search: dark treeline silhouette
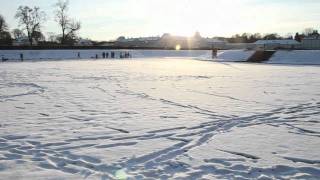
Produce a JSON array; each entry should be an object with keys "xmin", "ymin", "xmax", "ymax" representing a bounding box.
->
[
  {"xmin": 294, "ymin": 28, "xmax": 319, "ymax": 42},
  {"xmin": 228, "ymin": 33, "xmax": 263, "ymax": 43},
  {"xmin": 0, "ymin": 15, "xmax": 12, "ymax": 45},
  {"xmin": 228, "ymin": 33, "xmax": 286, "ymax": 43},
  {"xmin": 227, "ymin": 28, "xmax": 319, "ymax": 44}
]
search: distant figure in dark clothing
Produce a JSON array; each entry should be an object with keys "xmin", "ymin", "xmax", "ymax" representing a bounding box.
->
[
  {"xmin": 96, "ymin": 54, "xmax": 98, "ymax": 59},
  {"xmin": 2, "ymin": 56, "xmax": 7, "ymax": 62},
  {"xmin": 102, "ymin": 52, "xmax": 106, "ymax": 59},
  {"xmin": 106, "ymin": 52, "xmax": 109, "ymax": 58},
  {"xmin": 111, "ymin": 52, "xmax": 115, "ymax": 58},
  {"xmin": 212, "ymin": 48, "xmax": 218, "ymax": 59},
  {"xmin": 78, "ymin": 52, "xmax": 81, "ymax": 59},
  {"xmin": 20, "ymin": 53, "xmax": 24, "ymax": 61}
]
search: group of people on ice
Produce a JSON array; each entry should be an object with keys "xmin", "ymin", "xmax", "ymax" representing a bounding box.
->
[{"xmin": 77, "ymin": 51, "xmax": 132, "ymax": 59}]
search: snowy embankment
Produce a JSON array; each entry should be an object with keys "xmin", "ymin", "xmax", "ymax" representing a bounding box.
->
[
  {"xmin": 268, "ymin": 50, "xmax": 320, "ymax": 65},
  {"xmin": 216, "ymin": 50, "xmax": 255, "ymax": 62},
  {"xmin": 0, "ymin": 59, "xmax": 319, "ymax": 179},
  {"xmin": 216, "ymin": 50, "xmax": 320, "ymax": 65}
]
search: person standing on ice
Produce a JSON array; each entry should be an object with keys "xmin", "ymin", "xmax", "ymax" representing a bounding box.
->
[
  {"xmin": 77, "ymin": 52, "xmax": 81, "ymax": 59},
  {"xmin": 20, "ymin": 53, "xmax": 24, "ymax": 61},
  {"xmin": 106, "ymin": 52, "xmax": 109, "ymax": 59},
  {"xmin": 1, "ymin": 55, "xmax": 6, "ymax": 62},
  {"xmin": 102, "ymin": 52, "xmax": 106, "ymax": 59},
  {"xmin": 212, "ymin": 48, "xmax": 217, "ymax": 59}
]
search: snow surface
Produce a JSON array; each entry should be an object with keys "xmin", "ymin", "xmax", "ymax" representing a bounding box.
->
[
  {"xmin": 216, "ymin": 50, "xmax": 255, "ymax": 62},
  {"xmin": 0, "ymin": 58, "xmax": 320, "ymax": 179},
  {"xmin": 268, "ymin": 50, "xmax": 320, "ymax": 65}
]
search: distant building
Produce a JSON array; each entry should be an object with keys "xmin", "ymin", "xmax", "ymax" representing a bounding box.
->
[
  {"xmin": 101, "ymin": 41, "xmax": 115, "ymax": 46},
  {"xmin": 225, "ymin": 43, "xmax": 255, "ymax": 50},
  {"xmin": 76, "ymin": 39, "xmax": 93, "ymax": 46},
  {"xmin": 113, "ymin": 36, "xmax": 161, "ymax": 48},
  {"xmin": 205, "ymin": 38, "xmax": 227, "ymax": 49},
  {"xmin": 158, "ymin": 32, "xmax": 227, "ymax": 49},
  {"xmin": 12, "ymin": 37, "xmax": 37, "ymax": 46},
  {"xmin": 254, "ymin": 39, "xmax": 301, "ymax": 50},
  {"xmin": 110, "ymin": 33, "xmax": 227, "ymax": 49},
  {"xmin": 117, "ymin": 36, "xmax": 126, "ymax": 42},
  {"xmin": 301, "ymin": 37, "xmax": 320, "ymax": 49}
]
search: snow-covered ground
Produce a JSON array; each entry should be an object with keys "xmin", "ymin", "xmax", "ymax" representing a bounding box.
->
[
  {"xmin": 268, "ymin": 50, "xmax": 320, "ymax": 65},
  {"xmin": 0, "ymin": 58, "xmax": 320, "ymax": 179},
  {"xmin": 216, "ymin": 50, "xmax": 255, "ymax": 62}
]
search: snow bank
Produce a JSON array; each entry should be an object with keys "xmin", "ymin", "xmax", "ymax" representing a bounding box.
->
[
  {"xmin": 268, "ymin": 50, "xmax": 320, "ymax": 65},
  {"xmin": 215, "ymin": 50, "xmax": 320, "ymax": 65},
  {"xmin": 216, "ymin": 50, "xmax": 255, "ymax": 62}
]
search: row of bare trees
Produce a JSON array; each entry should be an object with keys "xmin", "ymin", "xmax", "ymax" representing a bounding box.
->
[
  {"xmin": 227, "ymin": 28, "xmax": 319, "ymax": 44},
  {"xmin": 0, "ymin": 0, "xmax": 81, "ymax": 46}
]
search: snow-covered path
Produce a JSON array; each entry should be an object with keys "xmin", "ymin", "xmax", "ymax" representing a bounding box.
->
[{"xmin": 0, "ymin": 59, "xmax": 319, "ymax": 179}]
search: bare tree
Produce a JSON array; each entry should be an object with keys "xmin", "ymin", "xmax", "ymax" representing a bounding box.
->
[
  {"xmin": 12, "ymin": 28, "xmax": 26, "ymax": 39},
  {"xmin": 47, "ymin": 32, "xmax": 57, "ymax": 42},
  {"xmin": 304, "ymin": 28, "xmax": 314, "ymax": 36},
  {"xmin": 0, "ymin": 14, "xmax": 12, "ymax": 45},
  {"xmin": 54, "ymin": 0, "xmax": 81, "ymax": 45},
  {"xmin": 15, "ymin": 6, "xmax": 46, "ymax": 46},
  {"xmin": 33, "ymin": 31, "xmax": 45, "ymax": 42},
  {"xmin": 0, "ymin": 14, "xmax": 9, "ymax": 33}
]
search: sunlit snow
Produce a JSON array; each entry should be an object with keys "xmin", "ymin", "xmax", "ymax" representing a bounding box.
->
[{"xmin": 0, "ymin": 55, "xmax": 319, "ymax": 179}]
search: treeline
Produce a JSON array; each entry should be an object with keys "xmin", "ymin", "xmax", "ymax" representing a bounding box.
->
[
  {"xmin": 225, "ymin": 28, "xmax": 320, "ymax": 43},
  {"xmin": 0, "ymin": 0, "xmax": 81, "ymax": 46}
]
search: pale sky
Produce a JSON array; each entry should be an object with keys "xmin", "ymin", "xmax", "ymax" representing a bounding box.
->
[{"xmin": 1, "ymin": 0, "xmax": 319, "ymax": 40}]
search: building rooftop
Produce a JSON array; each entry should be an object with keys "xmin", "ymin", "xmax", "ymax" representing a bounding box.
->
[{"xmin": 254, "ymin": 39, "xmax": 300, "ymax": 45}]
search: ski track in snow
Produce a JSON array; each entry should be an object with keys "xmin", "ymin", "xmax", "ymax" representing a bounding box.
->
[{"xmin": 0, "ymin": 59, "xmax": 319, "ymax": 179}]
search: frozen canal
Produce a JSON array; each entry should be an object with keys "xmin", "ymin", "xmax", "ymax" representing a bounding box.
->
[{"xmin": 0, "ymin": 58, "xmax": 320, "ymax": 179}]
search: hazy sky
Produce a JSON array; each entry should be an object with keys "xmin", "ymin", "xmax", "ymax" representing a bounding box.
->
[{"xmin": 1, "ymin": 0, "xmax": 319, "ymax": 40}]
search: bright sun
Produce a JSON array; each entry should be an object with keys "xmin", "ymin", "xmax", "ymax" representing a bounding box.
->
[{"xmin": 175, "ymin": 44, "xmax": 181, "ymax": 51}]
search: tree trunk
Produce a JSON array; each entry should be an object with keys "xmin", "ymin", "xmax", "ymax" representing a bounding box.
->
[
  {"xmin": 62, "ymin": 27, "xmax": 65, "ymax": 44},
  {"xmin": 28, "ymin": 32, "xmax": 33, "ymax": 46}
]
